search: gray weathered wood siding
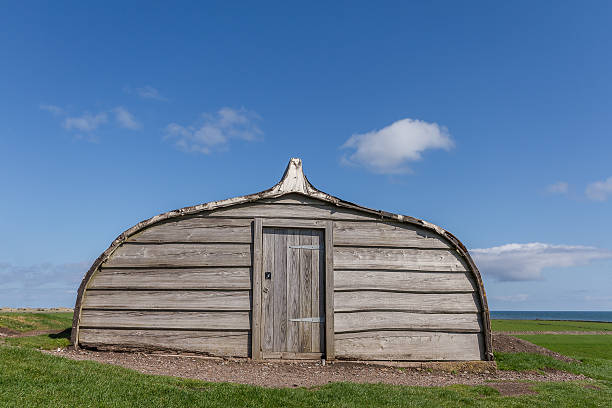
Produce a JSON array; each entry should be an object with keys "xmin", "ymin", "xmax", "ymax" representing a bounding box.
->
[
  {"xmin": 331, "ymin": 217, "xmax": 484, "ymax": 361},
  {"xmin": 77, "ymin": 194, "xmax": 486, "ymax": 360}
]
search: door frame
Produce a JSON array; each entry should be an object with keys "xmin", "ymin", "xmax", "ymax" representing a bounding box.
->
[{"xmin": 251, "ymin": 218, "xmax": 334, "ymax": 360}]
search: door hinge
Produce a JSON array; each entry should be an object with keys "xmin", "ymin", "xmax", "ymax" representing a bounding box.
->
[{"xmin": 288, "ymin": 245, "xmax": 321, "ymax": 250}]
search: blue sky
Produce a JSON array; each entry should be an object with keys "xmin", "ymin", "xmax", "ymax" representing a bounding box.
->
[{"xmin": 1, "ymin": 1, "xmax": 611, "ymax": 310}]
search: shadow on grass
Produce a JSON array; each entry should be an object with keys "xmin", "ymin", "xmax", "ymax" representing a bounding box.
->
[{"xmin": 49, "ymin": 328, "xmax": 71, "ymax": 340}]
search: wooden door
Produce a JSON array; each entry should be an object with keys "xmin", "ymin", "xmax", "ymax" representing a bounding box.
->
[{"xmin": 261, "ymin": 228, "xmax": 325, "ymax": 358}]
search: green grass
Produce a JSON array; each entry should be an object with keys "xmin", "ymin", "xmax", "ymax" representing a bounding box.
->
[
  {"xmin": 0, "ymin": 346, "xmax": 610, "ymax": 408},
  {"xmin": 2, "ymin": 329, "xmax": 71, "ymax": 350},
  {"xmin": 495, "ymin": 351, "xmax": 612, "ymax": 384},
  {"xmin": 2, "ymin": 313, "xmax": 611, "ymax": 406},
  {"xmin": 0, "ymin": 312, "xmax": 73, "ymax": 333},
  {"xmin": 496, "ymin": 333, "xmax": 612, "ymax": 385},
  {"xmin": 516, "ymin": 334, "xmax": 612, "ymax": 360},
  {"xmin": 491, "ymin": 319, "xmax": 612, "ymax": 332}
]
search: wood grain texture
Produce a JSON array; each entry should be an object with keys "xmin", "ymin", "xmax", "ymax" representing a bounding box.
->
[
  {"xmin": 335, "ymin": 331, "xmax": 484, "ymax": 361},
  {"xmin": 204, "ymin": 203, "xmax": 378, "ymax": 221},
  {"xmin": 286, "ymin": 231, "xmax": 300, "ymax": 352},
  {"xmin": 272, "ymin": 229, "xmax": 288, "ymax": 352},
  {"xmin": 334, "ymin": 312, "xmax": 482, "ymax": 333},
  {"xmin": 333, "ymin": 247, "xmax": 467, "ymax": 271},
  {"xmin": 258, "ymin": 194, "xmax": 326, "ymax": 205},
  {"xmin": 261, "ymin": 352, "xmax": 323, "ymax": 359},
  {"xmin": 298, "ymin": 230, "xmax": 313, "ymax": 352},
  {"xmin": 80, "ymin": 310, "xmax": 250, "ymax": 330},
  {"xmin": 82, "ymin": 290, "xmax": 250, "ymax": 310},
  {"xmin": 311, "ymin": 230, "xmax": 323, "ymax": 353},
  {"xmin": 334, "ymin": 291, "xmax": 480, "ymax": 313},
  {"xmin": 90, "ymin": 267, "xmax": 251, "ymax": 290},
  {"xmin": 261, "ymin": 227, "xmax": 275, "ymax": 352},
  {"xmin": 129, "ymin": 218, "xmax": 252, "ymax": 243},
  {"xmin": 334, "ymin": 270, "xmax": 476, "ymax": 292},
  {"xmin": 251, "ymin": 218, "xmax": 263, "ymax": 359},
  {"xmin": 333, "ymin": 221, "xmax": 451, "ymax": 249},
  {"xmin": 261, "ymin": 219, "xmax": 328, "ymax": 228},
  {"xmin": 104, "ymin": 243, "xmax": 252, "ymax": 267},
  {"xmin": 79, "ymin": 329, "xmax": 249, "ymax": 357},
  {"xmin": 325, "ymin": 220, "xmax": 335, "ymax": 360}
]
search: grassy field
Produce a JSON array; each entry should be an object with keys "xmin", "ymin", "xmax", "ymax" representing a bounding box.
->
[
  {"xmin": 491, "ymin": 319, "xmax": 612, "ymax": 332},
  {"xmin": 1, "ymin": 314, "xmax": 611, "ymax": 407},
  {"xmin": 516, "ymin": 334, "xmax": 612, "ymax": 360},
  {"xmin": 0, "ymin": 312, "xmax": 72, "ymax": 350},
  {"xmin": 0, "ymin": 312, "xmax": 73, "ymax": 333}
]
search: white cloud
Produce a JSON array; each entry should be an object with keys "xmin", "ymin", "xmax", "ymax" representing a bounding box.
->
[
  {"xmin": 63, "ymin": 112, "xmax": 108, "ymax": 132},
  {"xmin": 341, "ymin": 118, "xmax": 454, "ymax": 174},
  {"xmin": 586, "ymin": 176, "xmax": 612, "ymax": 201},
  {"xmin": 471, "ymin": 242, "xmax": 612, "ymax": 281},
  {"xmin": 113, "ymin": 106, "xmax": 142, "ymax": 130},
  {"xmin": 546, "ymin": 181, "xmax": 568, "ymax": 194},
  {"xmin": 40, "ymin": 104, "xmax": 64, "ymax": 115},
  {"xmin": 135, "ymin": 85, "xmax": 167, "ymax": 101},
  {"xmin": 492, "ymin": 294, "xmax": 529, "ymax": 302},
  {"xmin": 165, "ymin": 107, "xmax": 262, "ymax": 154}
]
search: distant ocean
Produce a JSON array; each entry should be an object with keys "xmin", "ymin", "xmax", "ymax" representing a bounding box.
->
[{"xmin": 491, "ymin": 311, "xmax": 612, "ymax": 322}]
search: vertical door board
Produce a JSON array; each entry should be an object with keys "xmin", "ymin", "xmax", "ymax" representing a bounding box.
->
[
  {"xmin": 251, "ymin": 219, "xmax": 262, "ymax": 359},
  {"xmin": 325, "ymin": 221, "xmax": 335, "ymax": 360}
]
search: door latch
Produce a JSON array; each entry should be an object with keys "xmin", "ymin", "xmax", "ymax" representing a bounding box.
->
[{"xmin": 264, "ymin": 272, "xmax": 272, "ymax": 280}]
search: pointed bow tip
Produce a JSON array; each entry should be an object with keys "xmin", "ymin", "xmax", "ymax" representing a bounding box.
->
[{"xmin": 273, "ymin": 157, "xmax": 310, "ymax": 194}]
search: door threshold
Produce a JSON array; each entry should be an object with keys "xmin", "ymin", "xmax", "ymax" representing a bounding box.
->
[{"xmin": 261, "ymin": 352, "xmax": 324, "ymax": 360}]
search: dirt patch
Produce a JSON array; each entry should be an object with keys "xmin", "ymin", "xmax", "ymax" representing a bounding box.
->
[
  {"xmin": 46, "ymin": 349, "xmax": 586, "ymax": 388},
  {"xmin": 487, "ymin": 381, "xmax": 538, "ymax": 396},
  {"xmin": 493, "ymin": 333, "xmax": 577, "ymax": 363},
  {"xmin": 0, "ymin": 327, "xmax": 20, "ymax": 337},
  {"xmin": 0, "ymin": 328, "xmax": 68, "ymax": 338}
]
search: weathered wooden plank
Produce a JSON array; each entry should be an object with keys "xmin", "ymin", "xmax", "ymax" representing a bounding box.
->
[
  {"xmin": 82, "ymin": 290, "xmax": 251, "ymax": 310},
  {"xmin": 334, "ymin": 291, "xmax": 480, "ymax": 313},
  {"xmin": 261, "ymin": 227, "xmax": 275, "ymax": 351},
  {"xmin": 299, "ymin": 230, "xmax": 313, "ymax": 352},
  {"xmin": 261, "ymin": 219, "xmax": 328, "ymax": 228},
  {"xmin": 251, "ymin": 218, "xmax": 263, "ymax": 359},
  {"xmin": 261, "ymin": 352, "xmax": 323, "ymax": 359},
  {"xmin": 204, "ymin": 203, "xmax": 378, "ymax": 221},
  {"xmin": 334, "ymin": 312, "xmax": 482, "ymax": 333},
  {"xmin": 286, "ymin": 230, "xmax": 300, "ymax": 352},
  {"xmin": 90, "ymin": 267, "xmax": 251, "ymax": 290},
  {"xmin": 335, "ymin": 331, "xmax": 484, "ymax": 361},
  {"xmin": 333, "ymin": 221, "xmax": 451, "ymax": 249},
  {"xmin": 325, "ymin": 220, "xmax": 334, "ymax": 360},
  {"xmin": 273, "ymin": 228, "xmax": 288, "ymax": 352},
  {"xmin": 104, "ymin": 243, "xmax": 252, "ymax": 267},
  {"xmin": 258, "ymin": 194, "xmax": 326, "ymax": 205},
  {"xmin": 79, "ymin": 329, "xmax": 249, "ymax": 357},
  {"xmin": 311, "ymin": 230, "xmax": 323, "ymax": 353},
  {"xmin": 333, "ymin": 247, "xmax": 467, "ymax": 271},
  {"xmin": 334, "ymin": 270, "xmax": 476, "ymax": 292},
  {"xmin": 129, "ymin": 218, "xmax": 252, "ymax": 243},
  {"xmin": 80, "ymin": 310, "xmax": 250, "ymax": 330}
]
